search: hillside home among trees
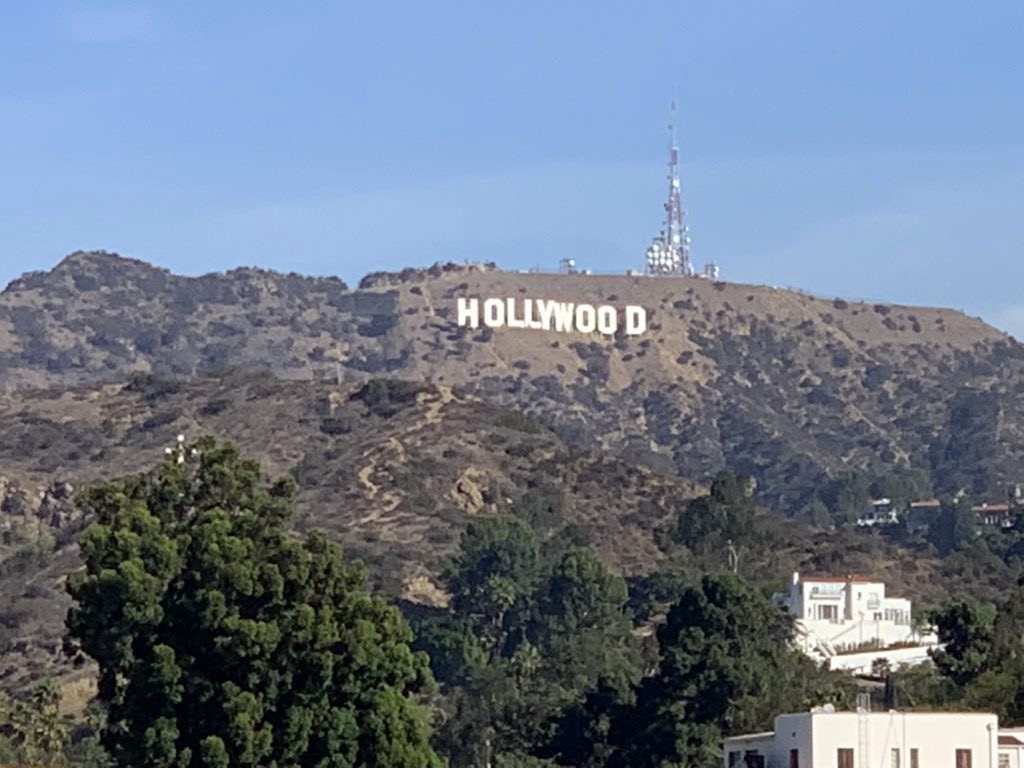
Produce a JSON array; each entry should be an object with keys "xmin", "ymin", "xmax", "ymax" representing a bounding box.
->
[
  {"xmin": 973, "ymin": 502, "xmax": 1014, "ymax": 529},
  {"xmin": 856, "ymin": 496, "xmax": 1021, "ymax": 532},
  {"xmin": 856, "ymin": 498, "xmax": 900, "ymax": 526},
  {"xmin": 775, "ymin": 572, "xmax": 938, "ymax": 673},
  {"xmin": 724, "ymin": 710, "xmax": 1004, "ymax": 768}
]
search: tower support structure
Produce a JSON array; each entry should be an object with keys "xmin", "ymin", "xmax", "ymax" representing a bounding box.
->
[{"xmin": 645, "ymin": 101, "xmax": 694, "ymax": 276}]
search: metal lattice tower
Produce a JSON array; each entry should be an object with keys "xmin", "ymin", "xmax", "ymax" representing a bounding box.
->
[{"xmin": 645, "ymin": 101, "xmax": 693, "ymax": 276}]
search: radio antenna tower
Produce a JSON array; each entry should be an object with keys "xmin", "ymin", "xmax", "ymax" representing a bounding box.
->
[{"xmin": 645, "ymin": 101, "xmax": 693, "ymax": 276}]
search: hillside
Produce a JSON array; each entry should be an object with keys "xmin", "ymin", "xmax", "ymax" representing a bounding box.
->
[
  {"xmin": 2, "ymin": 251, "xmax": 1023, "ymax": 509},
  {"xmin": 0, "ymin": 374, "xmax": 704, "ymax": 692},
  {"xmin": 0, "ymin": 374, "xmax": 1011, "ymax": 700}
]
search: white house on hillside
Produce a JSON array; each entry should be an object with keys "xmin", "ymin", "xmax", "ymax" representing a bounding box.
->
[
  {"xmin": 857, "ymin": 498, "xmax": 899, "ymax": 527},
  {"xmin": 724, "ymin": 709, "xmax": 1002, "ymax": 768},
  {"xmin": 775, "ymin": 572, "xmax": 938, "ymax": 673}
]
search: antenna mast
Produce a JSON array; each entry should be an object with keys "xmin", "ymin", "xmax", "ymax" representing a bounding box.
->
[{"xmin": 645, "ymin": 101, "xmax": 693, "ymax": 276}]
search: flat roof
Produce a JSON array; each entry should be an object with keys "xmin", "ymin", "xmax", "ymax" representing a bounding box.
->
[
  {"xmin": 723, "ymin": 732, "xmax": 775, "ymax": 743},
  {"xmin": 973, "ymin": 504, "xmax": 1010, "ymax": 512}
]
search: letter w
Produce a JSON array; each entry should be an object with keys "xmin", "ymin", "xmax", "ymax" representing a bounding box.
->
[{"xmin": 553, "ymin": 302, "xmax": 575, "ymax": 332}]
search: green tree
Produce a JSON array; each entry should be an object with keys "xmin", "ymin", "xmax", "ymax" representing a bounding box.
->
[
  {"xmin": 445, "ymin": 516, "xmax": 540, "ymax": 659},
  {"xmin": 992, "ymin": 580, "xmax": 1024, "ymax": 663},
  {"xmin": 0, "ymin": 679, "xmax": 69, "ymax": 765},
  {"xmin": 609, "ymin": 574, "xmax": 849, "ymax": 768},
  {"xmin": 431, "ymin": 519, "xmax": 644, "ymax": 767},
  {"xmin": 541, "ymin": 679, "xmax": 633, "ymax": 768},
  {"xmin": 820, "ymin": 471, "xmax": 873, "ymax": 526},
  {"xmin": 961, "ymin": 658, "xmax": 1024, "ymax": 724},
  {"xmin": 927, "ymin": 496, "xmax": 977, "ymax": 555},
  {"xmin": 66, "ymin": 700, "xmax": 113, "ymax": 767},
  {"xmin": 533, "ymin": 548, "xmax": 640, "ymax": 695},
  {"xmin": 66, "ymin": 438, "xmax": 441, "ymax": 768},
  {"xmin": 673, "ymin": 472, "xmax": 758, "ymax": 551},
  {"xmin": 929, "ymin": 600, "xmax": 996, "ymax": 687},
  {"xmin": 412, "ymin": 614, "xmax": 487, "ymax": 687},
  {"xmin": 883, "ymin": 662, "xmax": 959, "ymax": 710}
]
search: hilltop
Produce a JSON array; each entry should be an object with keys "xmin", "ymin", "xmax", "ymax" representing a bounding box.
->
[{"xmin": 2, "ymin": 251, "xmax": 1023, "ymax": 509}]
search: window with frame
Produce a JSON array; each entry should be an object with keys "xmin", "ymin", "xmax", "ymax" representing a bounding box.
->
[
  {"xmin": 838, "ymin": 748, "xmax": 855, "ymax": 768},
  {"xmin": 790, "ymin": 749, "xmax": 799, "ymax": 768},
  {"xmin": 998, "ymin": 754, "xmax": 1009, "ymax": 768},
  {"xmin": 956, "ymin": 749, "xmax": 972, "ymax": 768},
  {"xmin": 910, "ymin": 748, "xmax": 919, "ymax": 768},
  {"xmin": 891, "ymin": 748, "xmax": 900, "ymax": 768}
]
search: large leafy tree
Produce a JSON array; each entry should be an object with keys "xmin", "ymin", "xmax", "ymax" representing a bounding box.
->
[
  {"xmin": 609, "ymin": 574, "xmax": 849, "ymax": 768},
  {"xmin": 444, "ymin": 516, "xmax": 541, "ymax": 660},
  {"xmin": 533, "ymin": 548, "xmax": 640, "ymax": 695},
  {"xmin": 672, "ymin": 472, "xmax": 758, "ymax": 551},
  {"xmin": 66, "ymin": 438, "xmax": 441, "ymax": 768},
  {"xmin": 424, "ymin": 517, "xmax": 643, "ymax": 767},
  {"xmin": 929, "ymin": 600, "xmax": 996, "ymax": 687}
]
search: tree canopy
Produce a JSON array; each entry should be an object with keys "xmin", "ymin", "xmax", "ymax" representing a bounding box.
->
[
  {"xmin": 420, "ymin": 514, "xmax": 643, "ymax": 767},
  {"xmin": 609, "ymin": 574, "xmax": 851, "ymax": 768},
  {"xmin": 66, "ymin": 438, "xmax": 441, "ymax": 768}
]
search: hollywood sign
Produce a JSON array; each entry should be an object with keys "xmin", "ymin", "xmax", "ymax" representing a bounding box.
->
[{"xmin": 457, "ymin": 297, "xmax": 648, "ymax": 337}]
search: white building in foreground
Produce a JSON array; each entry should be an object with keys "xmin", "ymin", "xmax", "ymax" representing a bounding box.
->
[
  {"xmin": 725, "ymin": 710, "xmax": 1001, "ymax": 768},
  {"xmin": 775, "ymin": 572, "xmax": 938, "ymax": 673}
]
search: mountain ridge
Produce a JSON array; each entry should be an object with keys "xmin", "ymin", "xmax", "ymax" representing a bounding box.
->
[{"xmin": 2, "ymin": 251, "xmax": 1023, "ymax": 509}]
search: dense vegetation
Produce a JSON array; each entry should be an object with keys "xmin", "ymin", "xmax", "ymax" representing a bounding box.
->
[
  {"xmin": 0, "ymin": 447, "xmax": 853, "ymax": 767},
  {"xmin": 64, "ymin": 439, "xmax": 441, "ymax": 768},
  {"xmin": 5, "ymin": 439, "xmax": 1024, "ymax": 765}
]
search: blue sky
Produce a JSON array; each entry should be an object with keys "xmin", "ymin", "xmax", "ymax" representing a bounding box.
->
[{"xmin": 2, "ymin": 3, "xmax": 1023, "ymax": 336}]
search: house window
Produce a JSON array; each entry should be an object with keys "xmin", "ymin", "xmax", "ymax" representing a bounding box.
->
[
  {"xmin": 744, "ymin": 751, "xmax": 765, "ymax": 768},
  {"xmin": 998, "ymin": 755, "xmax": 1009, "ymax": 768},
  {"xmin": 819, "ymin": 605, "xmax": 838, "ymax": 621},
  {"xmin": 892, "ymin": 748, "xmax": 900, "ymax": 768},
  {"xmin": 838, "ymin": 748, "xmax": 855, "ymax": 768},
  {"xmin": 791, "ymin": 749, "xmax": 799, "ymax": 768},
  {"xmin": 956, "ymin": 749, "xmax": 972, "ymax": 768},
  {"xmin": 910, "ymin": 749, "xmax": 919, "ymax": 768},
  {"xmin": 728, "ymin": 751, "xmax": 742, "ymax": 768}
]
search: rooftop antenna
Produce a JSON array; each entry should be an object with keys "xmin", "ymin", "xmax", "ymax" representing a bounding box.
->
[{"xmin": 645, "ymin": 100, "xmax": 693, "ymax": 276}]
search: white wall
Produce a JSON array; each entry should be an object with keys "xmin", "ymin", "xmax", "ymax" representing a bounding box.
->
[
  {"xmin": 799, "ymin": 618, "xmax": 919, "ymax": 649},
  {"xmin": 800, "ymin": 712, "xmax": 997, "ymax": 768},
  {"xmin": 726, "ymin": 712, "xmax": 999, "ymax": 768},
  {"xmin": 826, "ymin": 644, "xmax": 941, "ymax": 675}
]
